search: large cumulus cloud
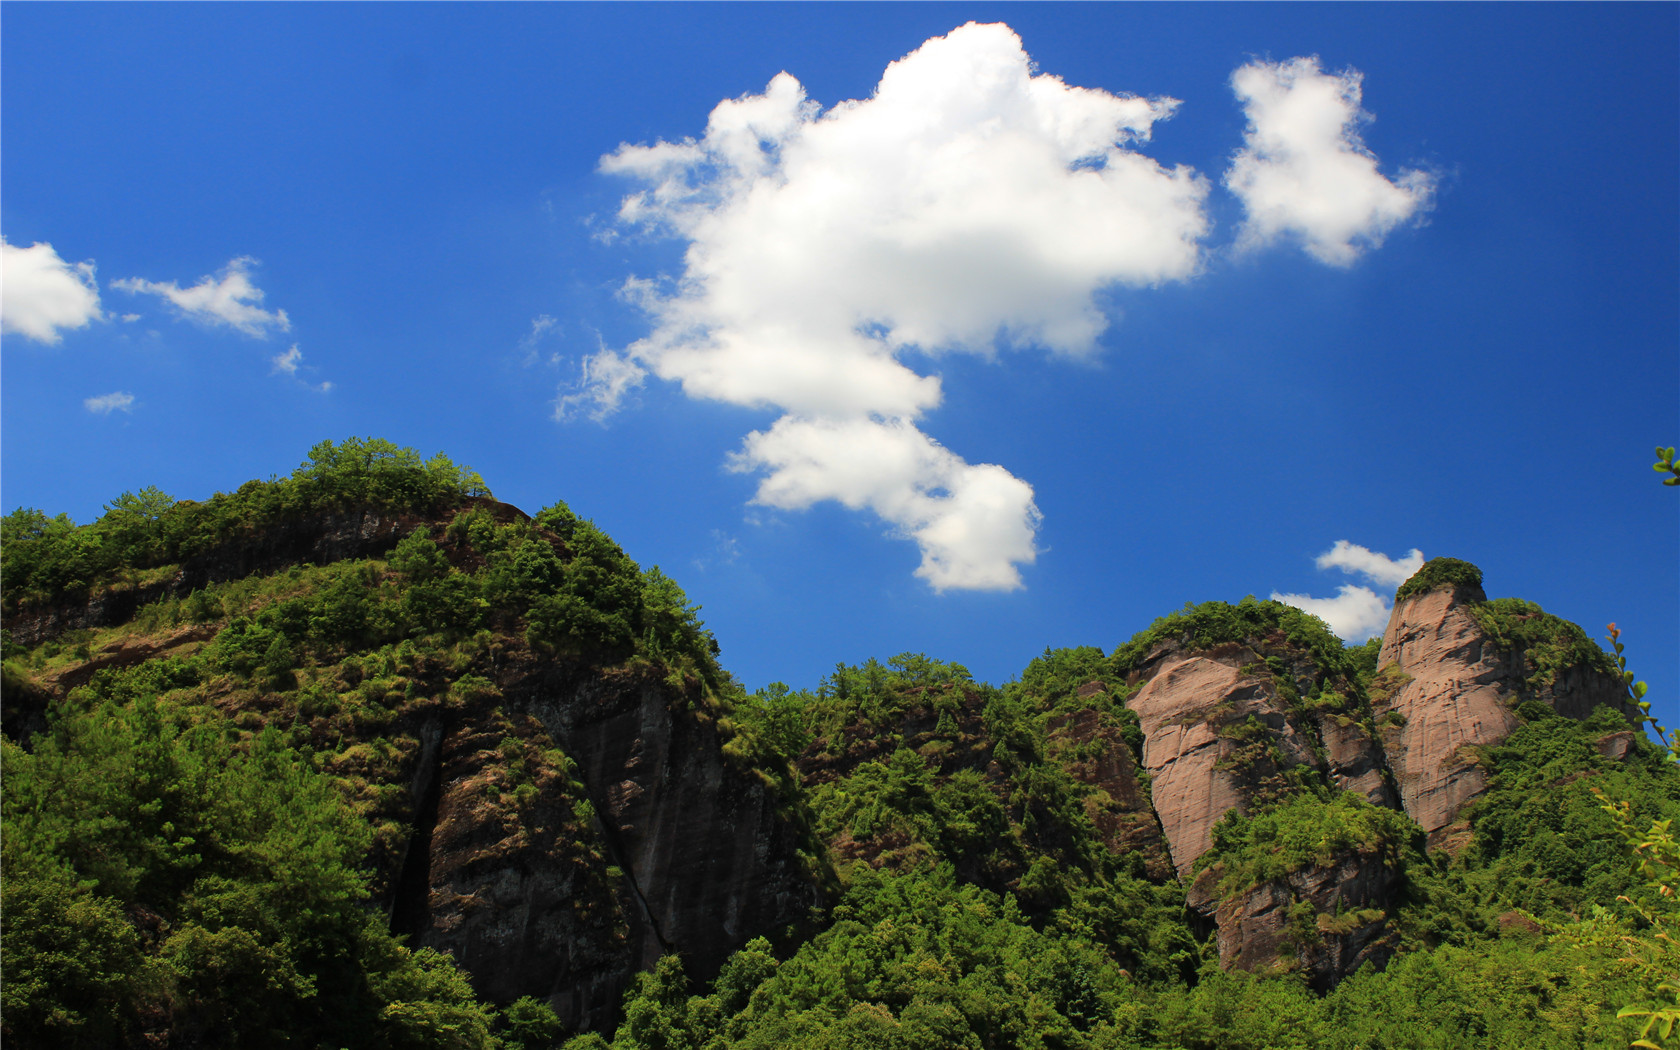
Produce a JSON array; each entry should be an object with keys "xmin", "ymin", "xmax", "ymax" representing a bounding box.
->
[
  {"xmin": 576, "ymin": 24, "xmax": 1430, "ymax": 590},
  {"xmin": 584, "ymin": 22, "xmax": 1208, "ymax": 590}
]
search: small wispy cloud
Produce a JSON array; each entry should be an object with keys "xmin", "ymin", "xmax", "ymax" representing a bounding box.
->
[
  {"xmin": 555, "ymin": 348, "xmax": 647, "ymax": 421},
  {"xmin": 692, "ymin": 529, "xmax": 742, "ymax": 573},
  {"xmin": 520, "ymin": 314, "xmax": 561, "ymax": 365},
  {"xmin": 271, "ymin": 344, "xmax": 303, "ymax": 375},
  {"xmin": 113, "ymin": 256, "xmax": 290, "ymax": 336},
  {"xmin": 1272, "ymin": 540, "xmax": 1424, "ymax": 641},
  {"xmin": 84, "ymin": 391, "xmax": 135, "ymax": 415},
  {"xmin": 269, "ymin": 343, "xmax": 332, "ymax": 392},
  {"xmin": 1225, "ymin": 56, "xmax": 1436, "ymax": 265},
  {"xmin": 1, "ymin": 236, "xmax": 103, "ymax": 344}
]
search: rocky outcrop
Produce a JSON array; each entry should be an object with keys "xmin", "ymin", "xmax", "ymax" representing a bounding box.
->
[
  {"xmin": 525, "ymin": 668, "xmax": 821, "ymax": 989},
  {"xmin": 1127, "ymin": 651, "xmax": 1322, "ymax": 876},
  {"xmin": 1318, "ymin": 715, "xmax": 1394, "ymax": 807},
  {"xmin": 399, "ymin": 714, "xmax": 639, "ymax": 1033},
  {"xmin": 1187, "ymin": 847, "xmax": 1400, "ymax": 991},
  {"xmin": 1046, "ymin": 705, "xmax": 1174, "ymax": 881},
  {"xmin": 388, "ymin": 661, "xmax": 825, "ymax": 1032},
  {"xmin": 1373, "ymin": 579, "xmax": 1626, "ymax": 842}
]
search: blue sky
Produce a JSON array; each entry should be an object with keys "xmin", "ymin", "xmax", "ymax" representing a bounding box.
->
[{"xmin": 3, "ymin": 4, "xmax": 1676, "ymax": 721}]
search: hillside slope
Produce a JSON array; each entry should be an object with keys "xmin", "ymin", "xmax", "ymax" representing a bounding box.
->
[{"xmin": 2, "ymin": 440, "xmax": 1672, "ymax": 1050}]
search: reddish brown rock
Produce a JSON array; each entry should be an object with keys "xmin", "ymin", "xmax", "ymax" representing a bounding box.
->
[
  {"xmin": 1187, "ymin": 847, "xmax": 1401, "ymax": 991},
  {"xmin": 1373, "ymin": 580, "xmax": 1628, "ymax": 843},
  {"xmin": 1597, "ymin": 730, "xmax": 1638, "ymax": 761},
  {"xmin": 1127, "ymin": 655, "xmax": 1321, "ymax": 876},
  {"xmin": 1373, "ymin": 583, "xmax": 1520, "ymax": 840},
  {"xmin": 1318, "ymin": 714, "xmax": 1396, "ymax": 807}
]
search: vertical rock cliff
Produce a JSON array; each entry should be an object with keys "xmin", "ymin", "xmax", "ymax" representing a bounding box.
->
[
  {"xmin": 1129, "ymin": 650, "xmax": 1318, "ymax": 876},
  {"xmin": 1121, "ymin": 624, "xmax": 1395, "ymax": 877},
  {"xmin": 1372, "ymin": 560, "xmax": 1627, "ymax": 845},
  {"xmin": 1121, "ymin": 571, "xmax": 1632, "ymax": 988},
  {"xmin": 1186, "ymin": 842, "xmax": 1404, "ymax": 991},
  {"xmin": 379, "ymin": 657, "xmax": 825, "ymax": 1033}
]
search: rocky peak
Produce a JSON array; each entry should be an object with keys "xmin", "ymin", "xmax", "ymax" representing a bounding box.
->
[
  {"xmin": 1372, "ymin": 561, "xmax": 1627, "ymax": 844},
  {"xmin": 1116, "ymin": 602, "xmax": 1399, "ymax": 878},
  {"xmin": 1127, "ymin": 651, "xmax": 1323, "ymax": 877}
]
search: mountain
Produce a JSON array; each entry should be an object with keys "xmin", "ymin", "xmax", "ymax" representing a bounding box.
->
[{"xmin": 2, "ymin": 439, "xmax": 1673, "ymax": 1050}]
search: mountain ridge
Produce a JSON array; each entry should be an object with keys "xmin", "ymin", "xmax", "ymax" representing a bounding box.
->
[{"xmin": 2, "ymin": 439, "xmax": 1669, "ymax": 1049}]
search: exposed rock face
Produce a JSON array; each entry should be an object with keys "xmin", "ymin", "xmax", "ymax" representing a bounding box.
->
[
  {"xmin": 1127, "ymin": 651, "xmax": 1322, "ymax": 876},
  {"xmin": 1318, "ymin": 715, "xmax": 1395, "ymax": 807},
  {"xmin": 1597, "ymin": 730, "xmax": 1638, "ymax": 762},
  {"xmin": 527, "ymin": 669, "xmax": 820, "ymax": 986},
  {"xmin": 400, "ymin": 714, "xmax": 639, "ymax": 1033},
  {"xmin": 1046, "ymin": 706, "xmax": 1174, "ymax": 881},
  {"xmin": 1187, "ymin": 847, "xmax": 1401, "ymax": 991},
  {"xmin": 1373, "ymin": 581, "xmax": 1625, "ymax": 841},
  {"xmin": 1373, "ymin": 582, "xmax": 1515, "ymax": 839},
  {"xmin": 393, "ymin": 662, "xmax": 825, "ymax": 1032}
]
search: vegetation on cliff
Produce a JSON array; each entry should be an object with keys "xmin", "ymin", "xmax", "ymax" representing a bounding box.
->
[
  {"xmin": 1, "ymin": 437, "xmax": 491, "ymax": 613},
  {"xmin": 1393, "ymin": 557, "xmax": 1484, "ymax": 604},
  {"xmin": 2, "ymin": 440, "xmax": 1673, "ymax": 1049}
]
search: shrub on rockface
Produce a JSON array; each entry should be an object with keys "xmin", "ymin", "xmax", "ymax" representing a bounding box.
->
[
  {"xmin": 1, "ymin": 437, "xmax": 491, "ymax": 612},
  {"xmin": 1200, "ymin": 791, "xmax": 1421, "ymax": 896},
  {"xmin": 1111, "ymin": 596, "xmax": 1354, "ymax": 691},
  {"xmin": 1393, "ymin": 558, "xmax": 1483, "ymax": 604}
]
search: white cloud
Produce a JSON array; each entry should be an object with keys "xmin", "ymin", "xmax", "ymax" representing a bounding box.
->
[
  {"xmin": 112, "ymin": 256, "xmax": 290, "ymax": 336},
  {"xmin": 84, "ymin": 391, "xmax": 134, "ymax": 415},
  {"xmin": 554, "ymin": 349, "xmax": 647, "ymax": 421},
  {"xmin": 1, "ymin": 237, "xmax": 103, "ymax": 344},
  {"xmin": 1271, "ymin": 585, "xmax": 1392, "ymax": 642},
  {"xmin": 592, "ymin": 21, "xmax": 1209, "ymax": 590},
  {"xmin": 1225, "ymin": 56, "xmax": 1436, "ymax": 265},
  {"xmin": 1272, "ymin": 540, "xmax": 1426, "ymax": 641},
  {"xmin": 271, "ymin": 344, "xmax": 303, "ymax": 375},
  {"xmin": 1314, "ymin": 539, "xmax": 1423, "ymax": 588},
  {"xmin": 731, "ymin": 416, "xmax": 1040, "ymax": 591},
  {"xmin": 269, "ymin": 343, "xmax": 331, "ymax": 391}
]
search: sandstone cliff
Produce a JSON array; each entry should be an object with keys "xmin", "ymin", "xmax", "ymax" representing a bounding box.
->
[
  {"xmin": 1121, "ymin": 574, "xmax": 1630, "ymax": 986},
  {"xmin": 1372, "ymin": 570, "xmax": 1627, "ymax": 843},
  {"xmin": 1187, "ymin": 844, "xmax": 1401, "ymax": 991},
  {"xmin": 1128, "ymin": 652, "xmax": 1312, "ymax": 876},
  {"xmin": 379, "ymin": 661, "xmax": 824, "ymax": 1032},
  {"xmin": 1124, "ymin": 634, "xmax": 1394, "ymax": 877}
]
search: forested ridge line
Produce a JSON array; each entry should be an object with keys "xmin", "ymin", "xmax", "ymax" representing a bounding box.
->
[{"xmin": 2, "ymin": 438, "xmax": 1674, "ymax": 1049}]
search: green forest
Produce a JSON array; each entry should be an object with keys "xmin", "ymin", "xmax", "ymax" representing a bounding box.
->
[{"xmin": 3, "ymin": 438, "xmax": 1676, "ymax": 1050}]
